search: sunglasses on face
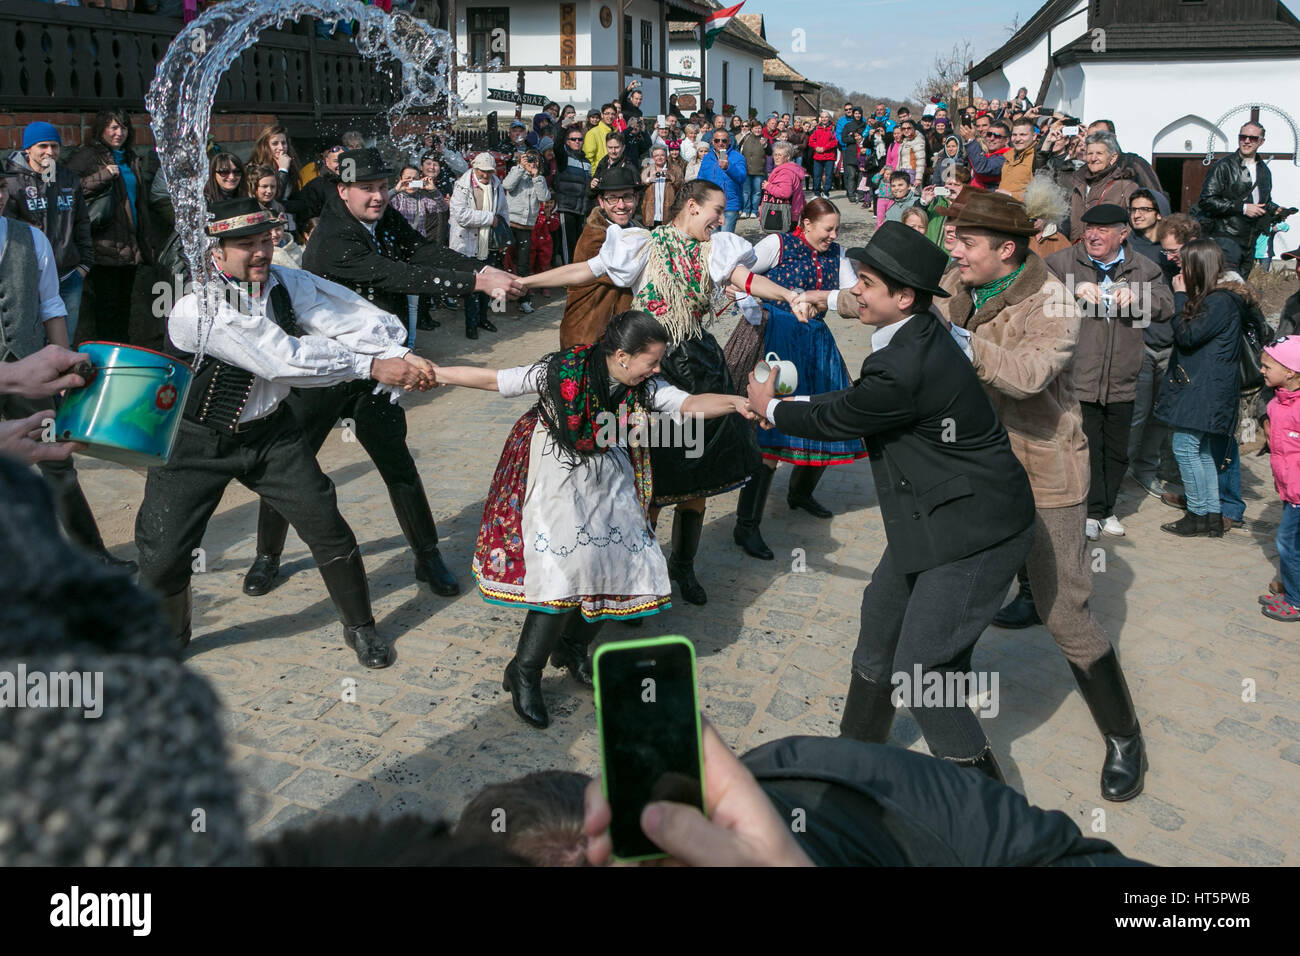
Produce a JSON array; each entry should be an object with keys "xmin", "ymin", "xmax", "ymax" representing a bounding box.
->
[
  {"xmin": 1239, "ymin": 134, "xmax": 1261, "ymax": 143},
  {"xmin": 985, "ymin": 132, "xmax": 1007, "ymax": 140},
  {"xmin": 216, "ymin": 168, "xmax": 240, "ymax": 177}
]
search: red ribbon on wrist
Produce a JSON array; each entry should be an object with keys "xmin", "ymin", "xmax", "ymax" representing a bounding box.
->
[{"xmin": 744, "ymin": 273, "xmax": 755, "ymax": 295}]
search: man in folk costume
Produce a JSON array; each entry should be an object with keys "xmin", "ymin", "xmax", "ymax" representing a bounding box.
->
[
  {"xmin": 522, "ymin": 179, "xmax": 815, "ymax": 606},
  {"xmin": 748, "ymin": 222, "xmax": 1036, "ymax": 782},
  {"xmin": 134, "ymin": 198, "xmax": 438, "ymax": 668},
  {"xmin": 240, "ymin": 149, "xmax": 520, "ymax": 599},
  {"xmin": 559, "ymin": 166, "xmax": 644, "ymax": 349},
  {"xmin": 937, "ymin": 190, "xmax": 1147, "ymax": 801}
]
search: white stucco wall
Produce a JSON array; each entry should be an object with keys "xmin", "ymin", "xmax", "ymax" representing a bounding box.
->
[
  {"xmin": 668, "ymin": 36, "xmax": 771, "ymax": 118},
  {"xmin": 973, "ymin": 0, "xmax": 1087, "ymax": 102},
  {"xmin": 1056, "ymin": 58, "xmax": 1300, "ymax": 256},
  {"xmin": 453, "ymin": 0, "xmax": 665, "ymax": 117}
]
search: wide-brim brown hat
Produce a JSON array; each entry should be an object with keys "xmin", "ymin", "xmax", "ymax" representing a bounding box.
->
[
  {"xmin": 938, "ymin": 188, "xmax": 1037, "ymax": 236},
  {"xmin": 845, "ymin": 221, "xmax": 952, "ymax": 298}
]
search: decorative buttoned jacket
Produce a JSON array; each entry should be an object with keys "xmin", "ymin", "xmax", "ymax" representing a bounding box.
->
[{"xmin": 302, "ymin": 193, "xmax": 480, "ymax": 320}]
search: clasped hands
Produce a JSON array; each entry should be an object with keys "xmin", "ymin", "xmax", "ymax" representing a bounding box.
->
[{"xmin": 370, "ymin": 352, "xmax": 442, "ymax": 392}]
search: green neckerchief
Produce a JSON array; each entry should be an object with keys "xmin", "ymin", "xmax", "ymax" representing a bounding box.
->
[{"xmin": 972, "ymin": 262, "xmax": 1025, "ymax": 311}]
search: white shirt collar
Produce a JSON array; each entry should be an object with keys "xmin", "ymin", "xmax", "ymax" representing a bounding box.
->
[{"xmin": 870, "ymin": 314, "xmax": 916, "ymax": 353}]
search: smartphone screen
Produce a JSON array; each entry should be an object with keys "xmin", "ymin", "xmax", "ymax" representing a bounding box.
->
[{"xmin": 594, "ymin": 636, "xmax": 704, "ymax": 861}]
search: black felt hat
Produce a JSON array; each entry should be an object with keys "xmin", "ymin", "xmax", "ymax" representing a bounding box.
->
[
  {"xmin": 592, "ymin": 165, "xmax": 641, "ymax": 193},
  {"xmin": 205, "ymin": 197, "xmax": 282, "ymax": 238},
  {"xmin": 845, "ymin": 221, "xmax": 952, "ymax": 298},
  {"xmin": 337, "ymin": 147, "xmax": 397, "ymax": 183}
]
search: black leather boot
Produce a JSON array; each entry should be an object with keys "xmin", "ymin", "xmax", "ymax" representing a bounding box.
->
[
  {"xmin": 993, "ymin": 567, "xmax": 1041, "ymax": 629},
  {"xmin": 1161, "ymin": 511, "xmax": 1203, "ymax": 537},
  {"xmin": 667, "ymin": 508, "xmax": 708, "ymax": 605},
  {"xmin": 503, "ymin": 610, "xmax": 569, "ymax": 727},
  {"xmin": 317, "ymin": 548, "xmax": 394, "ymax": 669},
  {"xmin": 1203, "ymin": 512, "xmax": 1224, "ymax": 539},
  {"xmin": 733, "ymin": 466, "xmax": 775, "ymax": 560},
  {"xmin": 465, "ymin": 313, "xmax": 479, "ymax": 339},
  {"xmin": 839, "ymin": 672, "xmax": 896, "ymax": 742},
  {"xmin": 160, "ymin": 587, "xmax": 192, "ymax": 651},
  {"xmin": 388, "ymin": 482, "xmax": 460, "ymax": 596},
  {"xmin": 1068, "ymin": 648, "xmax": 1147, "ymax": 802},
  {"xmin": 550, "ymin": 614, "xmax": 604, "ymax": 688},
  {"xmin": 787, "ymin": 465, "xmax": 832, "ymax": 518},
  {"xmin": 56, "ymin": 478, "xmax": 139, "ymax": 573},
  {"xmin": 946, "ymin": 746, "xmax": 1007, "ymax": 785},
  {"xmin": 245, "ymin": 502, "xmax": 291, "ymax": 594}
]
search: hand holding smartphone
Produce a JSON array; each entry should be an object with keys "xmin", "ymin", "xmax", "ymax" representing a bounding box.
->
[{"xmin": 594, "ymin": 635, "xmax": 704, "ymax": 861}]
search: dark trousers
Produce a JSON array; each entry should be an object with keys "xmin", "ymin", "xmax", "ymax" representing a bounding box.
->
[
  {"xmin": 1212, "ymin": 235, "xmax": 1254, "ymax": 280},
  {"xmin": 134, "ymin": 408, "xmax": 358, "ymax": 597},
  {"xmin": 842, "ymin": 162, "xmax": 859, "ymax": 199},
  {"xmin": 559, "ymin": 212, "xmax": 584, "ymax": 264},
  {"xmin": 1080, "ymin": 400, "xmax": 1134, "ymax": 519},
  {"xmin": 255, "ymin": 380, "xmax": 426, "ymax": 555},
  {"xmin": 510, "ymin": 226, "xmax": 534, "ymax": 304},
  {"xmin": 1128, "ymin": 350, "xmax": 1169, "ymax": 483},
  {"xmin": 851, "ymin": 524, "xmax": 1035, "ymax": 760},
  {"xmin": 81, "ymin": 264, "xmax": 137, "ymax": 345}
]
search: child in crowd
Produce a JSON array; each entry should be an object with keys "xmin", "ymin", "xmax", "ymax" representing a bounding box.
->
[
  {"xmin": 870, "ymin": 164, "xmax": 894, "ymax": 221},
  {"xmin": 1261, "ymin": 337, "xmax": 1300, "ymax": 621},
  {"xmin": 530, "ymin": 199, "xmax": 561, "ymax": 296}
]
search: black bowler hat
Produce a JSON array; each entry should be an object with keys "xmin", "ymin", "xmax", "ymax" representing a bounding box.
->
[
  {"xmin": 1081, "ymin": 203, "xmax": 1129, "ymax": 225},
  {"xmin": 845, "ymin": 221, "xmax": 952, "ymax": 298},
  {"xmin": 205, "ymin": 197, "xmax": 282, "ymax": 238},
  {"xmin": 337, "ymin": 147, "xmax": 397, "ymax": 183},
  {"xmin": 593, "ymin": 165, "xmax": 641, "ymax": 193}
]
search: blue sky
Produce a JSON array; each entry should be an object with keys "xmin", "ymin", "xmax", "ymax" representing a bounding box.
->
[{"xmin": 756, "ymin": 0, "xmax": 1300, "ymax": 101}]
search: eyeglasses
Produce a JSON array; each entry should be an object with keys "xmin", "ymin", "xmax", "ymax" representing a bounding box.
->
[
  {"xmin": 604, "ymin": 194, "xmax": 637, "ymax": 205},
  {"xmin": 1128, "ymin": 205, "xmax": 1157, "ymax": 214},
  {"xmin": 1239, "ymin": 134, "xmax": 1261, "ymax": 143},
  {"xmin": 216, "ymin": 168, "xmax": 241, "ymax": 177}
]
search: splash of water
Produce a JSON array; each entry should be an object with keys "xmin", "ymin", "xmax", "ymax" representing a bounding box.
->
[{"xmin": 145, "ymin": 0, "xmax": 458, "ymax": 364}]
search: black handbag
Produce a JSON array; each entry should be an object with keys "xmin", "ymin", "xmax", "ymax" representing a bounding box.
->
[
  {"xmin": 759, "ymin": 195, "xmax": 790, "ymax": 233},
  {"xmin": 1227, "ymin": 291, "xmax": 1267, "ymax": 391},
  {"xmin": 489, "ymin": 217, "xmax": 515, "ymax": 251},
  {"xmin": 86, "ymin": 187, "xmax": 115, "ymax": 233}
]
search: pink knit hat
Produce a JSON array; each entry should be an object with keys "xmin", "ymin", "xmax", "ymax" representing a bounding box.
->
[{"xmin": 1264, "ymin": 335, "xmax": 1300, "ymax": 374}]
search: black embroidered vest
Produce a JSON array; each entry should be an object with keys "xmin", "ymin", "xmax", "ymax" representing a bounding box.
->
[{"xmin": 166, "ymin": 272, "xmax": 303, "ymax": 434}]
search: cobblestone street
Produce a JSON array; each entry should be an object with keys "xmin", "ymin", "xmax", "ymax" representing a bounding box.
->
[{"xmin": 80, "ymin": 204, "xmax": 1300, "ymax": 866}]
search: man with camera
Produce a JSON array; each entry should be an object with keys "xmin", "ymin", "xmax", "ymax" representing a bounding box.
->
[{"xmin": 1194, "ymin": 121, "xmax": 1281, "ymax": 279}]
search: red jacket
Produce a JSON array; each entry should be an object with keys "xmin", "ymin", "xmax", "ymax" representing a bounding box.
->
[{"xmin": 808, "ymin": 125, "xmax": 840, "ymax": 161}]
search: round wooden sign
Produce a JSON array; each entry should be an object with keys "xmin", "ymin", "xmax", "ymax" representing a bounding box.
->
[{"xmin": 599, "ymin": 5, "xmax": 612, "ymax": 28}]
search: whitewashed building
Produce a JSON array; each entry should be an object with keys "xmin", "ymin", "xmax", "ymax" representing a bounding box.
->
[
  {"xmin": 444, "ymin": 0, "xmax": 711, "ymax": 118},
  {"xmin": 967, "ymin": 0, "xmax": 1300, "ymax": 255},
  {"xmin": 667, "ymin": 4, "xmax": 781, "ymax": 119}
]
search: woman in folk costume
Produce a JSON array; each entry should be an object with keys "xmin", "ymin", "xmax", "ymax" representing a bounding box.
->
[
  {"xmin": 517, "ymin": 179, "xmax": 816, "ymax": 605},
  {"xmin": 431, "ymin": 310, "xmax": 758, "ymax": 728},
  {"xmin": 722, "ymin": 198, "xmax": 867, "ymax": 559}
]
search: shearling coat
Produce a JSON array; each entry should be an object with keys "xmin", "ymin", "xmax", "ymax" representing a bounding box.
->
[
  {"xmin": 559, "ymin": 207, "xmax": 634, "ymax": 348},
  {"xmin": 938, "ymin": 253, "xmax": 1090, "ymax": 509}
]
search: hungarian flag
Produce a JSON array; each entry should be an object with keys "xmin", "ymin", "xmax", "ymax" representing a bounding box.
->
[{"xmin": 699, "ymin": 2, "xmax": 745, "ymax": 49}]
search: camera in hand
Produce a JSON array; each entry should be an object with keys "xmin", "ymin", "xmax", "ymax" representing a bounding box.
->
[{"xmin": 1264, "ymin": 203, "xmax": 1299, "ymax": 228}]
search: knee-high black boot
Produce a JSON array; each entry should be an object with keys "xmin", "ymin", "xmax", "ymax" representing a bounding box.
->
[
  {"xmin": 504, "ymin": 610, "xmax": 572, "ymax": 727},
  {"xmin": 243, "ymin": 502, "xmax": 289, "ymax": 596},
  {"xmin": 160, "ymin": 587, "xmax": 192, "ymax": 651},
  {"xmin": 733, "ymin": 467, "xmax": 775, "ymax": 560},
  {"xmin": 550, "ymin": 615, "xmax": 605, "ymax": 687},
  {"xmin": 51, "ymin": 475, "xmax": 138, "ymax": 573},
  {"xmin": 992, "ymin": 565, "xmax": 1040, "ymax": 629},
  {"xmin": 1068, "ymin": 647, "xmax": 1147, "ymax": 801},
  {"xmin": 839, "ymin": 672, "xmax": 897, "ymax": 742},
  {"xmin": 388, "ymin": 481, "xmax": 460, "ymax": 596},
  {"xmin": 668, "ymin": 508, "xmax": 708, "ymax": 605},
  {"xmin": 787, "ymin": 465, "xmax": 832, "ymax": 518},
  {"xmin": 317, "ymin": 547, "xmax": 394, "ymax": 669}
]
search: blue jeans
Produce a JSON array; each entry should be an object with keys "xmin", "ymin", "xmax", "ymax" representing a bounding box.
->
[
  {"xmin": 1210, "ymin": 434, "xmax": 1244, "ymax": 521},
  {"xmin": 721, "ymin": 209, "xmax": 739, "ymax": 233},
  {"xmin": 59, "ymin": 270, "xmax": 84, "ymax": 342},
  {"xmin": 813, "ymin": 159, "xmax": 834, "ymax": 195},
  {"xmin": 1171, "ymin": 429, "xmax": 1221, "ymax": 516},
  {"xmin": 743, "ymin": 174, "xmax": 764, "ymax": 215},
  {"xmin": 1277, "ymin": 503, "xmax": 1300, "ymax": 606}
]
